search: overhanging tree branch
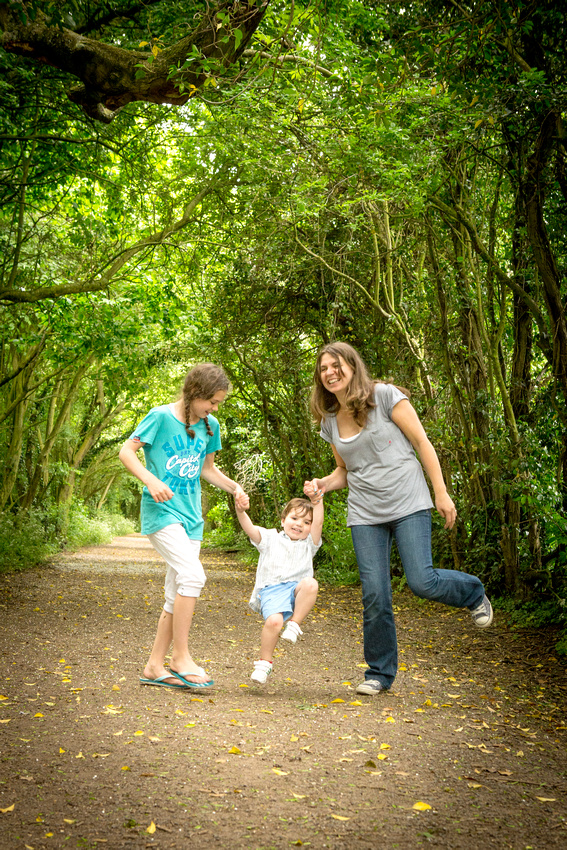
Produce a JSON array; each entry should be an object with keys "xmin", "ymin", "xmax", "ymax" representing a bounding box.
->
[
  {"xmin": 0, "ymin": 179, "xmax": 225, "ymax": 302},
  {"xmin": 0, "ymin": 1, "xmax": 269, "ymax": 122}
]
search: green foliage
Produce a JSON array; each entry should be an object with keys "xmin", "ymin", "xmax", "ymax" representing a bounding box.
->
[
  {"xmin": 0, "ymin": 510, "xmax": 58, "ymax": 572},
  {"xmin": 314, "ymin": 496, "xmax": 359, "ymax": 586},
  {"xmin": 65, "ymin": 505, "xmax": 136, "ymax": 550},
  {"xmin": 203, "ymin": 500, "xmax": 243, "ymax": 549},
  {"xmin": 1, "ymin": 0, "xmax": 566, "ymax": 634}
]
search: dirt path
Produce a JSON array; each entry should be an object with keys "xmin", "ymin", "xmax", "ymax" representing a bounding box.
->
[{"xmin": 0, "ymin": 535, "xmax": 566, "ymax": 849}]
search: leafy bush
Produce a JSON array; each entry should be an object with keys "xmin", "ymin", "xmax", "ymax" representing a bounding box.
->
[
  {"xmin": 203, "ymin": 500, "xmax": 243, "ymax": 548},
  {"xmin": 66, "ymin": 504, "xmax": 136, "ymax": 550},
  {"xmin": 315, "ymin": 497, "xmax": 360, "ymax": 586},
  {"xmin": 0, "ymin": 510, "xmax": 57, "ymax": 572}
]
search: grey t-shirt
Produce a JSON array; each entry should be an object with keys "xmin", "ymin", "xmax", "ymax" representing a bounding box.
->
[{"xmin": 320, "ymin": 383, "xmax": 433, "ymax": 526}]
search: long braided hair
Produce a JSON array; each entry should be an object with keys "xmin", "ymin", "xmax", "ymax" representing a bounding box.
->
[{"xmin": 182, "ymin": 363, "xmax": 229, "ymax": 439}]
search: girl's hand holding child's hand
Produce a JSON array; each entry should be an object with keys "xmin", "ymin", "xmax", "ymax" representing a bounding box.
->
[
  {"xmin": 303, "ymin": 479, "xmax": 324, "ymax": 503},
  {"xmin": 234, "ymin": 485, "xmax": 249, "ymax": 511}
]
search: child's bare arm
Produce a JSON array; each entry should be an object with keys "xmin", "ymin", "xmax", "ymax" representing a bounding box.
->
[
  {"xmin": 309, "ymin": 497, "xmax": 324, "ymax": 545},
  {"xmin": 234, "ymin": 502, "xmax": 262, "ymax": 544}
]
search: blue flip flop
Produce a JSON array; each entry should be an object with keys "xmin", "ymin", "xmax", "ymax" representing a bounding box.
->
[
  {"xmin": 139, "ymin": 674, "xmax": 189, "ymax": 689},
  {"xmin": 169, "ymin": 668, "xmax": 214, "ymax": 689}
]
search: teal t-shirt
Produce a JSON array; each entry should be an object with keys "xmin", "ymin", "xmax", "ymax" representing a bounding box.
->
[{"xmin": 130, "ymin": 404, "xmax": 222, "ymax": 539}]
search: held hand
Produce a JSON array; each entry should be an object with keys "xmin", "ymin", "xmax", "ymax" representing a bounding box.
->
[
  {"xmin": 435, "ymin": 492, "xmax": 457, "ymax": 530},
  {"xmin": 147, "ymin": 477, "xmax": 174, "ymax": 503},
  {"xmin": 234, "ymin": 485, "xmax": 249, "ymax": 511},
  {"xmin": 303, "ymin": 479, "xmax": 324, "ymax": 503}
]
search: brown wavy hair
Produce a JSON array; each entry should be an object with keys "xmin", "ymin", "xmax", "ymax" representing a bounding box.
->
[
  {"xmin": 182, "ymin": 363, "xmax": 229, "ymax": 439},
  {"xmin": 281, "ymin": 498, "xmax": 314, "ymax": 522},
  {"xmin": 310, "ymin": 342, "xmax": 410, "ymax": 428}
]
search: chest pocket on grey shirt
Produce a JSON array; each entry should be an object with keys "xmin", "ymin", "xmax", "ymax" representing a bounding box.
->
[{"xmin": 369, "ymin": 426, "xmax": 393, "ymax": 453}]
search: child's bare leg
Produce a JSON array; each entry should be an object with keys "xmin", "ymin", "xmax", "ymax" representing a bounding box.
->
[
  {"xmin": 143, "ymin": 595, "xmax": 208, "ymax": 684},
  {"xmin": 260, "ymin": 613, "xmax": 284, "ymax": 662},
  {"xmin": 289, "ymin": 578, "xmax": 318, "ymax": 626},
  {"xmin": 143, "ymin": 608, "xmax": 175, "ymax": 682}
]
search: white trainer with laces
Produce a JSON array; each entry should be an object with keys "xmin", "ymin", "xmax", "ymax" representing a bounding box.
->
[
  {"xmin": 281, "ymin": 621, "xmax": 303, "ymax": 644},
  {"xmin": 470, "ymin": 594, "xmax": 494, "ymax": 628},
  {"xmin": 251, "ymin": 660, "xmax": 273, "ymax": 684}
]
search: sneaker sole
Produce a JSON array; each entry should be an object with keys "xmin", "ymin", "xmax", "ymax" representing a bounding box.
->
[{"xmin": 356, "ymin": 684, "xmax": 384, "ymax": 695}]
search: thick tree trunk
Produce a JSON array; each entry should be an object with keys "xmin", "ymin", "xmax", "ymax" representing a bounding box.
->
[
  {"xmin": 523, "ymin": 110, "xmax": 567, "ymax": 514},
  {"xmin": 0, "ymin": 1, "xmax": 268, "ymax": 122}
]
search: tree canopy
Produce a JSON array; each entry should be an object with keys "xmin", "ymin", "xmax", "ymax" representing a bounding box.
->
[{"xmin": 1, "ymin": 0, "xmax": 566, "ymax": 647}]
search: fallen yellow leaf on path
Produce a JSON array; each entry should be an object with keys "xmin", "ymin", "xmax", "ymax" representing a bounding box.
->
[
  {"xmin": 228, "ymin": 746, "xmax": 241, "ymax": 754},
  {"xmin": 0, "ymin": 804, "xmax": 15, "ymax": 813},
  {"xmin": 330, "ymin": 814, "xmax": 350, "ymax": 820},
  {"xmin": 536, "ymin": 797, "xmax": 556, "ymax": 802},
  {"xmin": 146, "ymin": 821, "xmax": 156, "ymax": 834},
  {"xmin": 413, "ymin": 802, "xmax": 432, "ymax": 811},
  {"xmin": 272, "ymin": 768, "xmax": 289, "ymax": 775}
]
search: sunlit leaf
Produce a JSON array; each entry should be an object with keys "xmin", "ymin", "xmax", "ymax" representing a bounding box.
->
[
  {"xmin": 146, "ymin": 821, "xmax": 156, "ymax": 833},
  {"xmin": 412, "ymin": 801, "xmax": 431, "ymax": 811},
  {"xmin": 0, "ymin": 804, "xmax": 15, "ymax": 813}
]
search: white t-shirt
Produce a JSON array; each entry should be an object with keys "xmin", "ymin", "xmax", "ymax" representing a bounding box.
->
[{"xmin": 248, "ymin": 528, "xmax": 321, "ymax": 613}]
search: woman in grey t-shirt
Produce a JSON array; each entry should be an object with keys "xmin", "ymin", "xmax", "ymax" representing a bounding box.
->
[{"xmin": 304, "ymin": 342, "xmax": 492, "ymax": 695}]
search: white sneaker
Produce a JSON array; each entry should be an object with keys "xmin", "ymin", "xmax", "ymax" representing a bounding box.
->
[
  {"xmin": 470, "ymin": 595, "xmax": 493, "ymax": 628},
  {"xmin": 281, "ymin": 621, "xmax": 303, "ymax": 644},
  {"xmin": 356, "ymin": 679, "xmax": 385, "ymax": 695},
  {"xmin": 251, "ymin": 660, "xmax": 273, "ymax": 684}
]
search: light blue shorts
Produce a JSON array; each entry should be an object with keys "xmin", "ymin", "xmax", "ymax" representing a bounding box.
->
[{"xmin": 259, "ymin": 581, "xmax": 297, "ymax": 621}]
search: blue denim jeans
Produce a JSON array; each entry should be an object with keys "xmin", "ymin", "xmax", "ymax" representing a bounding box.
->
[{"xmin": 350, "ymin": 510, "xmax": 485, "ymax": 689}]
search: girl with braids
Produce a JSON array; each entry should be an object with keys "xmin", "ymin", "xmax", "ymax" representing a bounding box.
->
[
  {"xmin": 304, "ymin": 342, "xmax": 492, "ymax": 696},
  {"xmin": 119, "ymin": 363, "xmax": 249, "ymax": 689}
]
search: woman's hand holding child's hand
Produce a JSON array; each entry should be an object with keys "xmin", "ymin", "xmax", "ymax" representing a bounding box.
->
[{"xmin": 303, "ymin": 479, "xmax": 324, "ymax": 503}]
